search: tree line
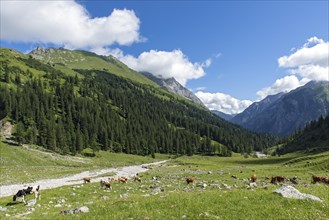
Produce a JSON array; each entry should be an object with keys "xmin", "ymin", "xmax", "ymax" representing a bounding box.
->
[{"xmin": 0, "ymin": 57, "xmax": 278, "ymax": 157}]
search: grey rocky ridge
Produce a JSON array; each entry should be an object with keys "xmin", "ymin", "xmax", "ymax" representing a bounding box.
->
[
  {"xmin": 141, "ymin": 71, "xmax": 205, "ymax": 107},
  {"xmin": 230, "ymin": 81, "xmax": 329, "ymax": 136}
]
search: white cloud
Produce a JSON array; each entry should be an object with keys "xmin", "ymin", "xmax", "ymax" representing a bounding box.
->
[
  {"xmin": 256, "ymin": 75, "xmax": 310, "ymax": 100},
  {"xmin": 0, "ymin": 1, "xmax": 143, "ymax": 50},
  {"xmin": 117, "ymin": 49, "xmax": 208, "ymax": 86},
  {"xmin": 195, "ymin": 86, "xmax": 207, "ymax": 91},
  {"xmin": 257, "ymin": 37, "xmax": 329, "ymax": 100},
  {"xmin": 195, "ymin": 92, "xmax": 253, "ymax": 114}
]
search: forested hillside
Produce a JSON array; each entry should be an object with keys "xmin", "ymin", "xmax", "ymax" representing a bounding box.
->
[
  {"xmin": 0, "ymin": 48, "xmax": 278, "ymax": 156},
  {"xmin": 276, "ymin": 115, "xmax": 329, "ymax": 155}
]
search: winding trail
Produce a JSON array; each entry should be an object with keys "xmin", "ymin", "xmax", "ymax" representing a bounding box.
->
[{"xmin": 0, "ymin": 160, "xmax": 169, "ymax": 198}]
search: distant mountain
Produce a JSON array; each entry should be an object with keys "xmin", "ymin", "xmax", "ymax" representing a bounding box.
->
[
  {"xmin": 141, "ymin": 72, "xmax": 205, "ymax": 106},
  {"xmin": 231, "ymin": 81, "xmax": 329, "ymax": 136},
  {"xmin": 276, "ymin": 115, "xmax": 329, "ymax": 154},
  {"xmin": 211, "ymin": 110, "xmax": 236, "ymax": 121}
]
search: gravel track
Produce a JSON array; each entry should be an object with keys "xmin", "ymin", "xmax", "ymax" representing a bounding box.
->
[{"xmin": 0, "ymin": 160, "xmax": 168, "ymax": 198}]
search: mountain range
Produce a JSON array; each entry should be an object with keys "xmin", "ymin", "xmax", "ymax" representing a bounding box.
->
[{"xmin": 229, "ymin": 81, "xmax": 329, "ymax": 136}]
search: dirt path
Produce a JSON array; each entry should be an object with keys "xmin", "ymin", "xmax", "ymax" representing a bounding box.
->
[{"xmin": 0, "ymin": 160, "xmax": 169, "ymax": 198}]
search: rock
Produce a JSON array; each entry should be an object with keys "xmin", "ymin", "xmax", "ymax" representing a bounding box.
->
[
  {"xmin": 120, "ymin": 193, "xmax": 129, "ymax": 198},
  {"xmin": 26, "ymin": 199, "xmax": 36, "ymax": 206},
  {"xmin": 0, "ymin": 206, "xmax": 8, "ymax": 212},
  {"xmin": 273, "ymin": 185, "xmax": 323, "ymax": 202},
  {"xmin": 60, "ymin": 206, "xmax": 89, "ymax": 215},
  {"xmin": 78, "ymin": 206, "xmax": 89, "ymax": 213},
  {"xmin": 208, "ymin": 171, "xmax": 212, "ymax": 174},
  {"xmin": 249, "ymin": 182, "xmax": 257, "ymax": 188},
  {"xmin": 54, "ymin": 204, "xmax": 62, "ymax": 208}
]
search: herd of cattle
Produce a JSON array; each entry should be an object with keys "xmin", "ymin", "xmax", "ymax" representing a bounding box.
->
[{"xmin": 12, "ymin": 174, "xmax": 328, "ymax": 205}]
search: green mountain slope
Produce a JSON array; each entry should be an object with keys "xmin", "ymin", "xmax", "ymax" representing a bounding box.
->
[
  {"xmin": 29, "ymin": 46, "xmax": 157, "ymax": 86},
  {"xmin": 0, "ymin": 47, "xmax": 279, "ymax": 156},
  {"xmin": 276, "ymin": 115, "xmax": 329, "ymax": 155}
]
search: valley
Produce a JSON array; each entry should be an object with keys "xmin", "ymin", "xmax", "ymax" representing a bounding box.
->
[{"xmin": 0, "ymin": 141, "xmax": 328, "ymax": 219}]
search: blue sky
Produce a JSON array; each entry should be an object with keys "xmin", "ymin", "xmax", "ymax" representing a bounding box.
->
[{"xmin": 1, "ymin": 1, "xmax": 328, "ymax": 114}]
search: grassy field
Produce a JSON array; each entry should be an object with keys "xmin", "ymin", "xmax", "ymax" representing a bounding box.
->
[
  {"xmin": 0, "ymin": 143, "xmax": 328, "ymax": 219},
  {"xmin": 0, "ymin": 142, "xmax": 169, "ymax": 185}
]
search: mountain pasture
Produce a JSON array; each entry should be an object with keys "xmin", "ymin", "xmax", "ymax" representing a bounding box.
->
[{"xmin": 0, "ymin": 151, "xmax": 328, "ymax": 219}]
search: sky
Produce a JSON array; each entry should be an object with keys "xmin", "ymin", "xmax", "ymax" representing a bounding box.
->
[{"xmin": 1, "ymin": 1, "xmax": 328, "ymax": 114}]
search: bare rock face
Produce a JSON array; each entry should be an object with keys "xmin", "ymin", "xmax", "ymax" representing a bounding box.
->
[
  {"xmin": 141, "ymin": 72, "xmax": 205, "ymax": 107},
  {"xmin": 273, "ymin": 185, "xmax": 323, "ymax": 202}
]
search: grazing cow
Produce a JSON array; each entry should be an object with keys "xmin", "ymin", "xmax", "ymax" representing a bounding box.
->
[
  {"xmin": 109, "ymin": 177, "xmax": 119, "ymax": 182},
  {"xmin": 186, "ymin": 176, "xmax": 196, "ymax": 185},
  {"xmin": 133, "ymin": 176, "xmax": 141, "ymax": 182},
  {"xmin": 118, "ymin": 177, "xmax": 128, "ymax": 183},
  {"xmin": 13, "ymin": 185, "xmax": 40, "ymax": 204},
  {"xmin": 289, "ymin": 176, "xmax": 299, "ymax": 185},
  {"xmin": 100, "ymin": 180, "xmax": 112, "ymax": 190},
  {"xmin": 83, "ymin": 177, "xmax": 91, "ymax": 184},
  {"xmin": 312, "ymin": 175, "xmax": 329, "ymax": 184},
  {"xmin": 250, "ymin": 174, "xmax": 257, "ymax": 183},
  {"xmin": 271, "ymin": 176, "xmax": 286, "ymax": 184}
]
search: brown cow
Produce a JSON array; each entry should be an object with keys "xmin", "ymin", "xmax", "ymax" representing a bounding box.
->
[
  {"xmin": 118, "ymin": 177, "xmax": 128, "ymax": 183},
  {"xmin": 83, "ymin": 177, "xmax": 91, "ymax": 184},
  {"xmin": 312, "ymin": 175, "xmax": 329, "ymax": 184},
  {"xmin": 133, "ymin": 176, "xmax": 141, "ymax": 182},
  {"xmin": 100, "ymin": 180, "xmax": 112, "ymax": 190},
  {"xmin": 250, "ymin": 174, "xmax": 257, "ymax": 183},
  {"xmin": 186, "ymin": 176, "xmax": 196, "ymax": 184},
  {"xmin": 270, "ymin": 176, "xmax": 286, "ymax": 184}
]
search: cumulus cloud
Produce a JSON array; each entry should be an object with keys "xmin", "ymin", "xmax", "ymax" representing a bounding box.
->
[
  {"xmin": 117, "ymin": 49, "xmax": 208, "ymax": 86},
  {"xmin": 0, "ymin": 1, "xmax": 143, "ymax": 50},
  {"xmin": 256, "ymin": 75, "xmax": 310, "ymax": 100},
  {"xmin": 195, "ymin": 92, "xmax": 253, "ymax": 114},
  {"xmin": 257, "ymin": 37, "xmax": 329, "ymax": 99}
]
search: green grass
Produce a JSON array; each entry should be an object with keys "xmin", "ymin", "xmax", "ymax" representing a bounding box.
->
[
  {"xmin": 0, "ymin": 148, "xmax": 328, "ymax": 219},
  {"xmin": 0, "ymin": 142, "xmax": 169, "ymax": 185}
]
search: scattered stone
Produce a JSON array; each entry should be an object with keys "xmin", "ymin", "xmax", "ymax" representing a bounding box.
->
[
  {"xmin": 54, "ymin": 204, "xmax": 62, "ymax": 208},
  {"xmin": 79, "ymin": 206, "xmax": 90, "ymax": 213},
  {"xmin": 60, "ymin": 206, "xmax": 89, "ymax": 215},
  {"xmin": 5, "ymin": 214, "xmax": 10, "ymax": 217},
  {"xmin": 120, "ymin": 193, "xmax": 129, "ymax": 198},
  {"xmin": 249, "ymin": 182, "xmax": 257, "ymax": 188},
  {"xmin": 26, "ymin": 199, "xmax": 36, "ymax": 206},
  {"xmin": 208, "ymin": 171, "xmax": 212, "ymax": 174},
  {"xmin": 0, "ymin": 206, "xmax": 8, "ymax": 212},
  {"xmin": 71, "ymin": 192, "xmax": 76, "ymax": 196},
  {"xmin": 100, "ymin": 195, "xmax": 109, "ymax": 200},
  {"xmin": 274, "ymin": 185, "xmax": 323, "ymax": 202}
]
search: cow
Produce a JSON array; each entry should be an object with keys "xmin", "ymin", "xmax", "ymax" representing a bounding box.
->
[
  {"xmin": 186, "ymin": 176, "xmax": 196, "ymax": 185},
  {"xmin": 118, "ymin": 177, "xmax": 128, "ymax": 183},
  {"xmin": 100, "ymin": 180, "xmax": 112, "ymax": 190},
  {"xmin": 270, "ymin": 176, "xmax": 286, "ymax": 184},
  {"xmin": 83, "ymin": 177, "xmax": 91, "ymax": 184},
  {"xmin": 13, "ymin": 185, "xmax": 40, "ymax": 204},
  {"xmin": 312, "ymin": 175, "xmax": 329, "ymax": 184},
  {"xmin": 250, "ymin": 174, "xmax": 257, "ymax": 183},
  {"xmin": 289, "ymin": 176, "xmax": 299, "ymax": 185},
  {"xmin": 133, "ymin": 176, "xmax": 141, "ymax": 182}
]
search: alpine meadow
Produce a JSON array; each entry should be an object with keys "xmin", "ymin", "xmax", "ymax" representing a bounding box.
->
[{"xmin": 0, "ymin": 1, "xmax": 328, "ymax": 220}]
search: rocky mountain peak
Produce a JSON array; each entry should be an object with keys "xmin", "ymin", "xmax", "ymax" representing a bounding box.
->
[{"xmin": 141, "ymin": 72, "xmax": 205, "ymax": 107}]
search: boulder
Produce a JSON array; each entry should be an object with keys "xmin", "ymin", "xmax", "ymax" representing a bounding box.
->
[{"xmin": 273, "ymin": 185, "xmax": 323, "ymax": 202}]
